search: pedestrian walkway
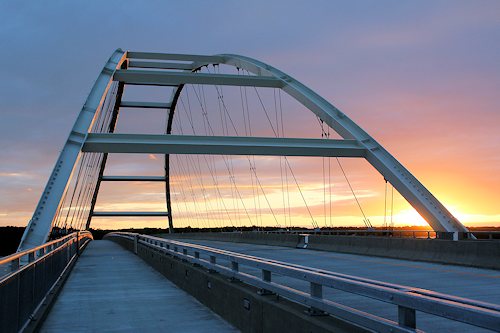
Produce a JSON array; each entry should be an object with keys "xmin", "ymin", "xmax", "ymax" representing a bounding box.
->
[{"xmin": 40, "ymin": 240, "xmax": 238, "ymax": 332}]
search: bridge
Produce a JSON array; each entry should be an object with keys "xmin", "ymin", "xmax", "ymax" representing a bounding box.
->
[{"xmin": 1, "ymin": 50, "xmax": 499, "ymax": 332}]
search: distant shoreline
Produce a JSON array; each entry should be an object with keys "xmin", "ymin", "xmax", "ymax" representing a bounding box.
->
[{"xmin": 2, "ymin": 225, "xmax": 499, "ymax": 256}]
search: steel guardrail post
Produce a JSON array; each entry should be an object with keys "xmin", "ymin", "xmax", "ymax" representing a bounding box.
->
[
  {"xmin": 230, "ymin": 260, "xmax": 239, "ymax": 282},
  {"xmin": 76, "ymin": 231, "xmax": 80, "ymax": 256},
  {"xmin": 208, "ymin": 255, "xmax": 217, "ymax": 273},
  {"xmin": 398, "ymin": 305, "xmax": 416, "ymax": 329},
  {"xmin": 308, "ymin": 282, "xmax": 327, "ymax": 316},
  {"xmin": 134, "ymin": 234, "xmax": 138, "ymax": 254},
  {"xmin": 10, "ymin": 257, "xmax": 20, "ymax": 272},
  {"xmin": 193, "ymin": 251, "xmax": 200, "ymax": 267},
  {"xmin": 231, "ymin": 261, "xmax": 239, "ymax": 272},
  {"xmin": 259, "ymin": 269, "xmax": 273, "ymax": 295}
]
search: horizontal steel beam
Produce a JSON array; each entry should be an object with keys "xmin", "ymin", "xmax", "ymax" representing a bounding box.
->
[
  {"xmin": 101, "ymin": 176, "xmax": 165, "ymax": 182},
  {"xmin": 83, "ymin": 134, "xmax": 366, "ymax": 157},
  {"xmin": 92, "ymin": 211, "xmax": 169, "ymax": 217},
  {"xmin": 120, "ymin": 101, "xmax": 171, "ymax": 109},
  {"xmin": 127, "ymin": 51, "xmax": 224, "ymax": 63},
  {"xmin": 128, "ymin": 60, "xmax": 195, "ymax": 70},
  {"xmin": 114, "ymin": 70, "xmax": 283, "ymax": 88}
]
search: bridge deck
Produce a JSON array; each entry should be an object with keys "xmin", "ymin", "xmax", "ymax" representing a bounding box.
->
[
  {"xmin": 169, "ymin": 238, "xmax": 500, "ymax": 333},
  {"xmin": 40, "ymin": 240, "xmax": 237, "ymax": 333}
]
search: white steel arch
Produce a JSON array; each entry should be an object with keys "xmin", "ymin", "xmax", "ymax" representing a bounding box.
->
[
  {"xmin": 19, "ymin": 50, "xmax": 469, "ymax": 250},
  {"xmin": 219, "ymin": 54, "xmax": 468, "ymax": 235},
  {"xmin": 17, "ymin": 50, "xmax": 128, "ymax": 251},
  {"xmin": 162, "ymin": 52, "xmax": 467, "ymax": 235}
]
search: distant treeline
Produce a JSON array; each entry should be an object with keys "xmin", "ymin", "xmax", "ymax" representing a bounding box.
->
[
  {"xmin": 1, "ymin": 225, "xmax": 499, "ymax": 256},
  {"xmin": 0, "ymin": 226, "xmax": 25, "ymax": 256}
]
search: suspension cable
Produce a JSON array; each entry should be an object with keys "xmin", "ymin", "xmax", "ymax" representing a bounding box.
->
[
  {"xmin": 190, "ymin": 84, "xmax": 253, "ymax": 226},
  {"xmin": 384, "ymin": 179, "xmax": 388, "ymax": 229},
  {"xmin": 391, "ymin": 184, "xmax": 394, "ymax": 230},
  {"xmin": 335, "ymin": 158, "xmax": 372, "ymax": 229},
  {"xmin": 246, "ymin": 71, "xmax": 317, "ymax": 228}
]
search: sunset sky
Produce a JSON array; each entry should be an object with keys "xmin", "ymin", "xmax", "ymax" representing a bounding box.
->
[{"xmin": 0, "ymin": 1, "xmax": 499, "ymax": 230}]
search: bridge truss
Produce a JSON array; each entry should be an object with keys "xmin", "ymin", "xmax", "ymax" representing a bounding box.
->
[{"xmin": 18, "ymin": 50, "xmax": 470, "ymax": 251}]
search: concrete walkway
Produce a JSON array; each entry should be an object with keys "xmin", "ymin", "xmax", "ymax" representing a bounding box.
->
[{"xmin": 40, "ymin": 240, "xmax": 238, "ymax": 333}]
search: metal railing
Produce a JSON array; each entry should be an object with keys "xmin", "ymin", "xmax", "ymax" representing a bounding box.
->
[
  {"xmin": 107, "ymin": 232, "xmax": 500, "ymax": 333},
  {"xmin": 0, "ymin": 231, "xmax": 93, "ymax": 333},
  {"xmin": 466, "ymin": 231, "xmax": 500, "ymax": 240},
  {"xmin": 254, "ymin": 229, "xmax": 500, "ymax": 240},
  {"xmin": 261, "ymin": 229, "xmax": 439, "ymax": 239}
]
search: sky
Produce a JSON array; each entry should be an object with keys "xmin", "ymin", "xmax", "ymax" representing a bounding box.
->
[{"xmin": 0, "ymin": 1, "xmax": 499, "ymax": 230}]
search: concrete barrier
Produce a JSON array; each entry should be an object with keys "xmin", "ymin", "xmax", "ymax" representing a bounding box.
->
[
  {"xmin": 110, "ymin": 237, "xmax": 367, "ymax": 333},
  {"xmin": 161, "ymin": 232, "xmax": 500, "ymax": 270},
  {"xmin": 162, "ymin": 232, "xmax": 300, "ymax": 247},
  {"xmin": 306, "ymin": 235, "xmax": 500, "ymax": 270}
]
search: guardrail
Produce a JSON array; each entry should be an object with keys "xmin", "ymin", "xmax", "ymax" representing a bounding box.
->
[
  {"xmin": 467, "ymin": 231, "xmax": 500, "ymax": 240},
  {"xmin": 263, "ymin": 229, "xmax": 439, "ymax": 239},
  {"xmin": 256, "ymin": 229, "xmax": 500, "ymax": 240},
  {"xmin": 107, "ymin": 232, "xmax": 500, "ymax": 333},
  {"xmin": 0, "ymin": 231, "xmax": 93, "ymax": 333}
]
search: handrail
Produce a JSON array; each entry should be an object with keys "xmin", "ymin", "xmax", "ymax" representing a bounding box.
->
[
  {"xmin": 107, "ymin": 232, "xmax": 500, "ymax": 332},
  {"xmin": 0, "ymin": 231, "xmax": 93, "ymax": 276},
  {"xmin": 0, "ymin": 231, "xmax": 93, "ymax": 333}
]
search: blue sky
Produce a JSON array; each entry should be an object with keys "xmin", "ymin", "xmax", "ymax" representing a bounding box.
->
[{"xmin": 1, "ymin": 1, "xmax": 499, "ymax": 228}]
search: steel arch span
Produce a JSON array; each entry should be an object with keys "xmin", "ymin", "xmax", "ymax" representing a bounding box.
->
[{"xmin": 18, "ymin": 49, "xmax": 469, "ymax": 251}]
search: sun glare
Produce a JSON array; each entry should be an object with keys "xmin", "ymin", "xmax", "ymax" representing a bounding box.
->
[{"xmin": 393, "ymin": 209, "xmax": 427, "ymax": 227}]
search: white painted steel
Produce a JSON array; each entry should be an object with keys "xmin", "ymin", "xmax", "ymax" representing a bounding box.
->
[
  {"xmin": 217, "ymin": 53, "xmax": 467, "ymax": 234},
  {"xmin": 101, "ymin": 176, "xmax": 165, "ymax": 182},
  {"xmin": 83, "ymin": 133, "xmax": 365, "ymax": 157},
  {"xmin": 149, "ymin": 51, "xmax": 467, "ymax": 233},
  {"xmin": 128, "ymin": 60, "xmax": 195, "ymax": 70},
  {"xmin": 17, "ymin": 50, "xmax": 127, "ymax": 251},
  {"xmin": 92, "ymin": 212, "xmax": 169, "ymax": 217},
  {"xmin": 119, "ymin": 101, "xmax": 171, "ymax": 109},
  {"xmin": 114, "ymin": 69, "xmax": 284, "ymax": 87},
  {"xmin": 126, "ymin": 51, "xmax": 224, "ymax": 63},
  {"xmin": 20, "ymin": 50, "xmax": 470, "ymax": 251}
]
